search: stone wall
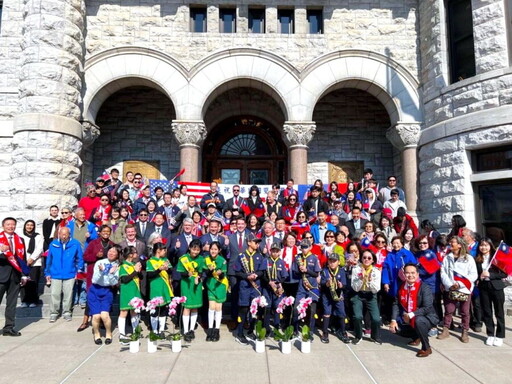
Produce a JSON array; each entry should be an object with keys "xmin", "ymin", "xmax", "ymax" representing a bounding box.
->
[
  {"xmin": 84, "ymin": 0, "xmax": 419, "ymax": 75},
  {"xmin": 92, "ymin": 86, "xmax": 179, "ymax": 180},
  {"xmin": 418, "ymin": 124, "xmax": 512, "ymax": 233},
  {"xmin": 308, "ymin": 88, "xmax": 397, "ymax": 183}
]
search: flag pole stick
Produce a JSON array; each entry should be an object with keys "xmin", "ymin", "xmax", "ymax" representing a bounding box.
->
[{"xmin": 485, "ymin": 240, "xmax": 503, "ymax": 271}]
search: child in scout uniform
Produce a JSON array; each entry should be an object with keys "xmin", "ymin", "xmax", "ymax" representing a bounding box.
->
[
  {"xmin": 205, "ymin": 241, "xmax": 228, "ymax": 342},
  {"xmin": 177, "ymin": 239, "xmax": 206, "ymax": 342},
  {"xmin": 294, "ymin": 238, "xmax": 322, "ymax": 338},
  {"xmin": 320, "ymin": 253, "xmax": 350, "ymax": 344},
  {"xmin": 118, "ymin": 246, "xmax": 143, "ymax": 343},
  {"xmin": 233, "ymin": 233, "xmax": 265, "ymax": 345},
  {"xmin": 146, "ymin": 242, "xmax": 173, "ymax": 336},
  {"xmin": 263, "ymin": 242, "xmax": 289, "ymax": 334}
]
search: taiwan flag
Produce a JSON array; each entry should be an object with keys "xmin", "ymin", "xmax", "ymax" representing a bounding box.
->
[
  {"xmin": 453, "ymin": 271, "xmax": 473, "ymax": 291},
  {"xmin": 418, "ymin": 251, "xmax": 441, "ymax": 274},
  {"xmin": 492, "ymin": 242, "xmax": 512, "ymax": 275}
]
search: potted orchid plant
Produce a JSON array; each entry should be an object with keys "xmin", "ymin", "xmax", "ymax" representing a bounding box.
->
[
  {"xmin": 297, "ymin": 297, "xmax": 313, "ymax": 353},
  {"xmin": 273, "ymin": 296, "xmax": 295, "ymax": 354},
  {"xmin": 129, "ymin": 325, "xmax": 143, "ymax": 353},
  {"xmin": 166, "ymin": 296, "xmax": 187, "ymax": 352},
  {"xmin": 145, "ymin": 296, "xmax": 165, "ymax": 353},
  {"xmin": 250, "ymin": 296, "xmax": 268, "ymax": 353}
]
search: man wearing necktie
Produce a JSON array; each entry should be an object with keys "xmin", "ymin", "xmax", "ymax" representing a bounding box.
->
[
  {"xmin": 258, "ymin": 221, "xmax": 281, "ymax": 256},
  {"xmin": 224, "ymin": 185, "xmax": 245, "ymax": 212},
  {"xmin": 389, "ymin": 263, "xmax": 439, "ymax": 358},
  {"xmin": 0, "ymin": 218, "xmax": 27, "ymax": 336}
]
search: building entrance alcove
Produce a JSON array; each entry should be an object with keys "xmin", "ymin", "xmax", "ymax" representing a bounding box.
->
[{"xmin": 202, "ymin": 116, "xmax": 287, "ymax": 184}]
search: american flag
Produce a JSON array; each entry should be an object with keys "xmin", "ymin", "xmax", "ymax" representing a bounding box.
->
[
  {"xmin": 178, "ymin": 181, "xmax": 211, "ymax": 200},
  {"xmin": 148, "ymin": 179, "xmax": 178, "ymax": 197}
]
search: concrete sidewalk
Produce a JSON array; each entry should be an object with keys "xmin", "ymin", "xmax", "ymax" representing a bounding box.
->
[{"xmin": 0, "ymin": 314, "xmax": 511, "ymax": 384}]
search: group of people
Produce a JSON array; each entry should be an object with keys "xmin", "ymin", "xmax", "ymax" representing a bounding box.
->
[{"xmin": 0, "ymin": 167, "xmax": 508, "ymax": 358}]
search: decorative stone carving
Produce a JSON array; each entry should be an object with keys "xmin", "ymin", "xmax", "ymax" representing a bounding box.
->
[
  {"xmin": 172, "ymin": 120, "xmax": 207, "ymax": 146},
  {"xmin": 386, "ymin": 123, "xmax": 421, "ymax": 150},
  {"xmin": 283, "ymin": 122, "xmax": 316, "ymax": 147},
  {"xmin": 82, "ymin": 121, "xmax": 100, "ymax": 147}
]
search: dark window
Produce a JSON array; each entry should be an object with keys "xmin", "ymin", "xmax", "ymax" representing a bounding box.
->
[
  {"xmin": 249, "ymin": 8, "xmax": 265, "ymax": 33},
  {"xmin": 219, "ymin": 8, "xmax": 236, "ymax": 33},
  {"xmin": 446, "ymin": 0, "xmax": 476, "ymax": 83},
  {"xmin": 190, "ymin": 7, "xmax": 207, "ymax": 33},
  {"xmin": 220, "ymin": 134, "xmax": 271, "ymax": 156},
  {"xmin": 307, "ymin": 9, "xmax": 323, "ymax": 34},
  {"xmin": 473, "ymin": 145, "xmax": 512, "ymax": 172},
  {"xmin": 0, "ymin": 1, "xmax": 3, "ymax": 33},
  {"xmin": 278, "ymin": 9, "xmax": 294, "ymax": 34}
]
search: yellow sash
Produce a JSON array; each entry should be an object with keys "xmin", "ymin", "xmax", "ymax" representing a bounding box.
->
[
  {"xmin": 180, "ymin": 255, "xmax": 199, "ymax": 277},
  {"xmin": 149, "ymin": 258, "xmax": 173, "ymax": 297},
  {"xmin": 122, "ymin": 262, "xmax": 139, "ymax": 291},
  {"xmin": 205, "ymin": 256, "xmax": 229, "ymax": 289}
]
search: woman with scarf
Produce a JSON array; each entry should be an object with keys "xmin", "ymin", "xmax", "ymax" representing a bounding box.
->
[
  {"xmin": 438, "ymin": 236, "xmax": 477, "ymax": 343},
  {"xmin": 280, "ymin": 194, "xmax": 302, "ymax": 224},
  {"xmin": 20, "ymin": 220, "xmax": 44, "ymax": 307}
]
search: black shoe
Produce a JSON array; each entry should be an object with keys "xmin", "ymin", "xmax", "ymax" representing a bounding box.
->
[
  {"xmin": 95, "ymin": 338, "xmax": 102, "ymax": 345},
  {"xmin": 105, "ymin": 338, "xmax": 112, "ymax": 345},
  {"xmin": 184, "ymin": 331, "xmax": 193, "ymax": 342},
  {"xmin": 206, "ymin": 329, "xmax": 213, "ymax": 342},
  {"xmin": 213, "ymin": 329, "xmax": 220, "ymax": 342},
  {"xmin": 340, "ymin": 333, "xmax": 351, "ymax": 344},
  {"xmin": 320, "ymin": 333, "xmax": 329, "ymax": 344},
  {"xmin": 2, "ymin": 329, "xmax": 21, "ymax": 337},
  {"xmin": 235, "ymin": 334, "xmax": 250, "ymax": 345},
  {"xmin": 353, "ymin": 337, "xmax": 362, "ymax": 345},
  {"xmin": 189, "ymin": 330, "xmax": 195, "ymax": 340},
  {"xmin": 77, "ymin": 323, "xmax": 89, "ymax": 332},
  {"xmin": 159, "ymin": 332, "xmax": 165, "ymax": 339},
  {"xmin": 309, "ymin": 332, "xmax": 314, "ymax": 342},
  {"xmin": 246, "ymin": 331, "xmax": 256, "ymax": 340},
  {"xmin": 371, "ymin": 338, "xmax": 382, "ymax": 345}
]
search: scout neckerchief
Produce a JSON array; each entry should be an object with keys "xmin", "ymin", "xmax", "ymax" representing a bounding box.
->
[
  {"xmin": 328, "ymin": 266, "xmax": 342, "ymax": 302},
  {"xmin": 148, "ymin": 257, "xmax": 173, "ymax": 296},
  {"xmin": 267, "ymin": 256, "xmax": 283, "ymax": 296},
  {"xmin": 241, "ymin": 249, "xmax": 260, "ymax": 295},
  {"xmin": 398, "ymin": 280, "xmax": 421, "ymax": 327},
  {"xmin": 122, "ymin": 261, "xmax": 139, "ymax": 291},
  {"xmin": 180, "ymin": 254, "xmax": 199, "ymax": 277},
  {"xmin": 0, "ymin": 232, "xmax": 28, "ymax": 274},
  {"xmin": 205, "ymin": 255, "xmax": 229, "ymax": 289},
  {"xmin": 297, "ymin": 252, "xmax": 314, "ymax": 290}
]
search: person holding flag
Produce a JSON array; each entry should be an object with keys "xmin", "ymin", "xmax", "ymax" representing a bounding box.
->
[
  {"xmin": 476, "ymin": 238, "xmax": 507, "ymax": 347},
  {"xmin": 438, "ymin": 236, "xmax": 477, "ymax": 343},
  {"xmin": 414, "ymin": 235, "xmax": 443, "ymax": 335}
]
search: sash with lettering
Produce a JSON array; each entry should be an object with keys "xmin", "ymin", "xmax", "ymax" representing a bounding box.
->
[
  {"xmin": 148, "ymin": 258, "xmax": 173, "ymax": 296},
  {"xmin": 0, "ymin": 232, "xmax": 29, "ymax": 275},
  {"xmin": 205, "ymin": 256, "xmax": 229, "ymax": 289},
  {"xmin": 121, "ymin": 262, "xmax": 140, "ymax": 291},
  {"xmin": 398, "ymin": 280, "xmax": 421, "ymax": 328}
]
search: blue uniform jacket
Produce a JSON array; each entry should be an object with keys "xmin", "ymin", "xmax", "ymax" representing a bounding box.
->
[
  {"xmin": 233, "ymin": 250, "xmax": 265, "ymax": 291},
  {"xmin": 320, "ymin": 266, "xmax": 347, "ymax": 296}
]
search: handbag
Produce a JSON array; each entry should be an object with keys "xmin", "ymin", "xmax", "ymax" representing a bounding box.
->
[{"xmin": 448, "ymin": 290, "xmax": 470, "ymax": 302}]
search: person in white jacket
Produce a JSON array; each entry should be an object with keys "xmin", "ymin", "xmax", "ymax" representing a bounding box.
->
[
  {"xmin": 438, "ymin": 236, "xmax": 477, "ymax": 343},
  {"xmin": 351, "ymin": 249, "xmax": 382, "ymax": 345},
  {"xmin": 20, "ymin": 220, "xmax": 44, "ymax": 308}
]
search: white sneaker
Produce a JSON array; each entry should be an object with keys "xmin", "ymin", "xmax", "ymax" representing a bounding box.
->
[
  {"xmin": 29, "ymin": 303, "xmax": 37, "ymax": 308},
  {"xmin": 493, "ymin": 337, "xmax": 503, "ymax": 347},
  {"xmin": 20, "ymin": 303, "xmax": 28, "ymax": 308},
  {"xmin": 49, "ymin": 315, "xmax": 57, "ymax": 323},
  {"xmin": 485, "ymin": 336, "xmax": 495, "ymax": 346}
]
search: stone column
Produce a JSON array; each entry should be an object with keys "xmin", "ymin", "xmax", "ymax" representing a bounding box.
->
[
  {"xmin": 386, "ymin": 123, "xmax": 421, "ymax": 217},
  {"xmin": 11, "ymin": 0, "xmax": 86, "ymax": 219},
  {"xmin": 171, "ymin": 120, "xmax": 207, "ymax": 182},
  {"xmin": 80, "ymin": 121, "xmax": 101, "ymax": 192},
  {"xmin": 283, "ymin": 121, "xmax": 316, "ymax": 184}
]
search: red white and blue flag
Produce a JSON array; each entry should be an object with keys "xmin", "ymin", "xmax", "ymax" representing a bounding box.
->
[
  {"xmin": 492, "ymin": 242, "xmax": 512, "ymax": 275},
  {"xmin": 418, "ymin": 250, "xmax": 441, "ymax": 274},
  {"xmin": 179, "ymin": 181, "xmax": 211, "ymax": 200},
  {"xmin": 453, "ymin": 271, "xmax": 473, "ymax": 291}
]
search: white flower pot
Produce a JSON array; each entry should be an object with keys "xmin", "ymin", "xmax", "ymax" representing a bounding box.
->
[
  {"xmin": 171, "ymin": 339, "xmax": 182, "ymax": 353},
  {"xmin": 301, "ymin": 340, "xmax": 311, "ymax": 354},
  {"xmin": 281, "ymin": 341, "xmax": 292, "ymax": 354},
  {"xmin": 255, "ymin": 339, "xmax": 265, "ymax": 353},
  {"xmin": 129, "ymin": 340, "xmax": 139, "ymax": 353},
  {"xmin": 148, "ymin": 339, "xmax": 158, "ymax": 353}
]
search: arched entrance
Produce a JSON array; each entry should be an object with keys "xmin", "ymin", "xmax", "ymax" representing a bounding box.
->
[{"xmin": 203, "ymin": 116, "xmax": 287, "ymax": 184}]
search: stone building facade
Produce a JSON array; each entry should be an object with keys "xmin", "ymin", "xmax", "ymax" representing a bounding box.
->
[{"xmin": 0, "ymin": 0, "xmax": 510, "ymax": 240}]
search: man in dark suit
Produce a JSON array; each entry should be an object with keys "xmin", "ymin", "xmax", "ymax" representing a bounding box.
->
[
  {"xmin": 200, "ymin": 181, "xmax": 225, "ymax": 212},
  {"xmin": 259, "ymin": 221, "xmax": 281, "ymax": 256},
  {"xmin": 135, "ymin": 209, "xmax": 150, "ymax": 242},
  {"xmin": 302, "ymin": 186, "xmax": 329, "ymax": 216},
  {"xmin": 0, "ymin": 217, "xmax": 26, "ymax": 336},
  {"xmin": 144, "ymin": 213, "xmax": 172, "ymax": 245},
  {"xmin": 224, "ymin": 185, "xmax": 245, "ymax": 212},
  {"xmin": 389, "ymin": 263, "xmax": 439, "ymax": 357},
  {"xmin": 345, "ymin": 207, "xmax": 368, "ymax": 239},
  {"xmin": 132, "ymin": 185, "xmax": 156, "ymax": 217},
  {"xmin": 200, "ymin": 218, "xmax": 228, "ymax": 255}
]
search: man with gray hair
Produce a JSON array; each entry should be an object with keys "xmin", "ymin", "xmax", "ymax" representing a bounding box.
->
[
  {"xmin": 259, "ymin": 221, "xmax": 281, "ymax": 255},
  {"xmin": 45, "ymin": 227, "xmax": 84, "ymax": 322}
]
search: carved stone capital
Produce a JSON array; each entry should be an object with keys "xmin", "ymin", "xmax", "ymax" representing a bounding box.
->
[
  {"xmin": 81, "ymin": 120, "xmax": 100, "ymax": 147},
  {"xmin": 283, "ymin": 121, "xmax": 316, "ymax": 147},
  {"xmin": 386, "ymin": 123, "xmax": 421, "ymax": 150},
  {"xmin": 172, "ymin": 120, "xmax": 207, "ymax": 146}
]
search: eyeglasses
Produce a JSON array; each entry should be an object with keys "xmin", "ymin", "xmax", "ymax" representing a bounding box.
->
[
  {"xmin": 375, "ymin": 240, "xmax": 386, "ymax": 244},
  {"xmin": 362, "ymin": 256, "xmax": 373, "ymax": 260},
  {"xmin": 61, "ymin": 211, "xmax": 70, "ymax": 214},
  {"xmin": 233, "ymin": 189, "xmax": 240, "ymax": 192},
  {"xmin": 419, "ymin": 242, "xmax": 429, "ymax": 245},
  {"xmin": 389, "ymin": 179, "xmax": 396, "ymax": 182},
  {"xmin": 101, "ymin": 198, "xmax": 109, "ymax": 201},
  {"xmin": 134, "ymin": 181, "xmax": 141, "ymax": 184},
  {"xmin": 139, "ymin": 214, "xmax": 148, "ymax": 217},
  {"xmin": 325, "ymin": 235, "xmax": 334, "ymax": 238},
  {"xmin": 304, "ymin": 236, "xmax": 313, "ymax": 239}
]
